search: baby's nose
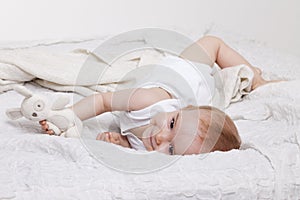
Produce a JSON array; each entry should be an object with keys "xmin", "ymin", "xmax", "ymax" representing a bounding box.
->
[{"xmin": 154, "ymin": 128, "xmax": 171, "ymax": 146}]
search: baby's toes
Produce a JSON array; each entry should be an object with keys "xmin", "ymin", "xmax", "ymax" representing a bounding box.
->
[{"xmin": 254, "ymin": 67, "xmax": 262, "ymax": 75}]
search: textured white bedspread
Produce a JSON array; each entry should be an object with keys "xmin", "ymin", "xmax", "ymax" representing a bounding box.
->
[{"xmin": 1, "ymin": 29, "xmax": 300, "ymax": 199}]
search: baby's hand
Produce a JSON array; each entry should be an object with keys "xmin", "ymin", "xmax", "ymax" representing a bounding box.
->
[
  {"xmin": 39, "ymin": 120, "xmax": 55, "ymax": 135},
  {"xmin": 96, "ymin": 132, "xmax": 131, "ymax": 148}
]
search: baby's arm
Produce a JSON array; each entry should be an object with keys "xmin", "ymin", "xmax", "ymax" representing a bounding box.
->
[
  {"xmin": 41, "ymin": 87, "xmax": 171, "ymax": 134},
  {"xmin": 72, "ymin": 87, "xmax": 171, "ymax": 121},
  {"xmin": 180, "ymin": 36, "xmax": 268, "ymax": 90}
]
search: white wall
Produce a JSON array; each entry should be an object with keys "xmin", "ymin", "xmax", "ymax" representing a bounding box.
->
[{"xmin": 0, "ymin": 0, "xmax": 299, "ymax": 56}]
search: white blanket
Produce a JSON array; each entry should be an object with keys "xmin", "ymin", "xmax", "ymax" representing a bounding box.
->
[
  {"xmin": 1, "ymin": 30, "xmax": 300, "ymax": 199},
  {"xmin": 0, "ymin": 47, "xmax": 254, "ymax": 107},
  {"xmin": 0, "ymin": 48, "xmax": 138, "ymax": 96}
]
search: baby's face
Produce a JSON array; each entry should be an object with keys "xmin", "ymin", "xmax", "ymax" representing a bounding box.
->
[{"xmin": 141, "ymin": 108, "xmax": 203, "ymax": 155}]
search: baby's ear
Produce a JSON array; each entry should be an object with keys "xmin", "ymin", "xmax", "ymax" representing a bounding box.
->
[{"xmin": 6, "ymin": 108, "xmax": 23, "ymax": 120}]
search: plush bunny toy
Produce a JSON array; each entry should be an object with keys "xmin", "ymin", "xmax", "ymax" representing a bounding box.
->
[{"xmin": 6, "ymin": 85, "xmax": 82, "ymax": 138}]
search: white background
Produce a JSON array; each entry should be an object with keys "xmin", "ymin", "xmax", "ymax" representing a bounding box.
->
[{"xmin": 0, "ymin": 0, "xmax": 299, "ymax": 56}]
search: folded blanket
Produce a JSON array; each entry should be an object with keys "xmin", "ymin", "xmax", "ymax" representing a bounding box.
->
[
  {"xmin": 0, "ymin": 48, "xmax": 141, "ymax": 95},
  {"xmin": 0, "ymin": 47, "xmax": 253, "ymax": 107},
  {"xmin": 220, "ymin": 64, "xmax": 254, "ymax": 106}
]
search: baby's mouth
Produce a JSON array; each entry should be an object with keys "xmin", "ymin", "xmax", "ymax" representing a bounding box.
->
[
  {"xmin": 149, "ymin": 127, "xmax": 160, "ymax": 151},
  {"xmin": 149, "ymin": 134, "xmax": 155, "ymax": 150}
]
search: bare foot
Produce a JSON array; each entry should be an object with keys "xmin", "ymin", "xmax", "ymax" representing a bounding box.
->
[
  {"xmin": 254, "ymin": 67, "xmax": 262, "ymax": 75},
  {"xmin": 252, "ymin": 77, "xmax": 283, "ymax": 90},
  {"xmin": 250, "ymin": 66, "xmax": 277, "ymax": 90}
]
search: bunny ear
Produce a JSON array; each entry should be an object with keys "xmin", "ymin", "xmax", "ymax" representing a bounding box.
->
[
  {"xmin": 13, "ymin": 85, "xmax": 33, "ymax": 98},
  {"xmin": 6, "ymin": 108, "xmax": 23, "ymax": 120}
]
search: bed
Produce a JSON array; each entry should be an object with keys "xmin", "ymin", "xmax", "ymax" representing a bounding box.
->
[{"xmin": 1, "ymin": 27, "xmax": 300, "ymax": 199}]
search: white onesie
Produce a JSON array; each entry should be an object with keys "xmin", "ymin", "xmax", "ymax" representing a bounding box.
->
[{"xmin": 116, "ymin": 55, "xmax": 217, "ymax": 150}]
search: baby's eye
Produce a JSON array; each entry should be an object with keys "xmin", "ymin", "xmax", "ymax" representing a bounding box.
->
[
  {"xmin": 170, "ymin": 118, "xmax": 175, "ymax": 129},
  {"xmin": 169, "ymin": 144, "xmax": 174, "ymax": 155}
]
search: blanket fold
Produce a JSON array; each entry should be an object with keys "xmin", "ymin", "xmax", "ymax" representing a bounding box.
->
[{"xmin": 0, "ymin": 46, "xmax": 253, "ymax": 107}]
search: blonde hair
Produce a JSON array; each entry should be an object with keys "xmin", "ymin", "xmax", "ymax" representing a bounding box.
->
[{"xmin": 183, "ymin": 105, "xmax": 241, "ymax": 153}]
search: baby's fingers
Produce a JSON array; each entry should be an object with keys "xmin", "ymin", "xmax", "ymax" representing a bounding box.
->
[
  {"xmin": 39, "ymin": 120, "xmax": 49, "ymax": 131},
  {"xmin": 110, "ymin": 134, "xmax": 120, "ymax": 145},
  {"xmin": 96, "ymin": 132, "xmax": 111, "ymax": 142},
  {"xmin": 39, "ymin": 120, "xmax": 55, "ymax": 135},
  {"xmin": 39, "ymin": 120, "xmax": 46, "ymax": 125},
  {"xmin": 39, "ymin": 120, "xmax": 46, "ymax": 129},
  {"xmin": 46, "ymin": 130, "xmax": 55, "ymax": 135},
  {"xmin": 96, "ymin": 133, "xmax": 103, "ymax": 140}
]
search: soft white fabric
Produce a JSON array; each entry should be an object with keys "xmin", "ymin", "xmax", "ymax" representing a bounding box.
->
[
  {"xmin": 2, "ymin": 79, "xmax": 300, "ymax": 199},
  {"xmin": 156, "ymin": 55, "xmax": 215, "ymax": 105},
  {"xmin": 0, "ymin": 44, "xmax": 253, "ymax": 107},
  {"xmin": 1, "ymin": 31, "xmax": 300, "ymax": 199},
  {"xmin": 122, "ymin": 132, "xmax": 147, "ymax": 151},
  {"xmin": 0, "ymin": 48, "xmax": 139, "ymax": 95},
  {"xmin": 219, "ymin": 64, "xmax": 254, "ymax": 106}
]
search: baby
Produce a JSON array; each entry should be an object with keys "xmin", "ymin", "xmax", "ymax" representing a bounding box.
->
[
  {"xmin": 40, "ymin": 36, "xmax": 271, "ymax": 155},
  {"xmin": 95, "ymin": 105, "xmax": 240, "ymax": 155}
]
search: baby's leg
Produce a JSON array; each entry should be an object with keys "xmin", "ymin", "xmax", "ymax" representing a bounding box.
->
[
  {"xmin": 181, "ymin": 35, "xmax": 268, "ymax": 90},
  {"xmin": 195, "ymin": 36, "xmax": 254, "ymax": 68}
]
